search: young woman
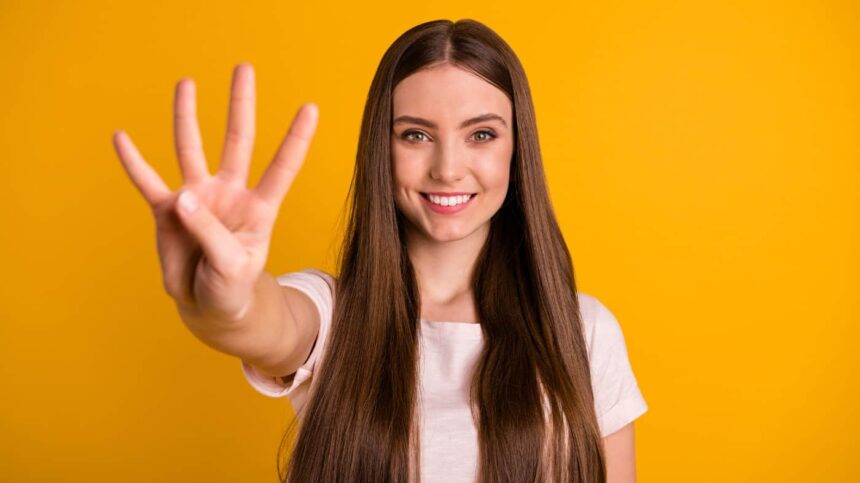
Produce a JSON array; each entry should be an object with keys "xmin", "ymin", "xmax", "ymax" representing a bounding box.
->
[{"xmin": 113, "ymin": 18, "xmax": 648, "ymax": 483}]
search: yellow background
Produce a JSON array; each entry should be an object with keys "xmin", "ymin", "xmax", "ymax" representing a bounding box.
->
[{"xmin": 1, "ymin": 0, "xmax": 857, "ymax": 481}]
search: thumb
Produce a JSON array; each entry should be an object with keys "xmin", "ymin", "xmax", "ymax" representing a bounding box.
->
[{"xmin": 175, "ymin": 189, "xmax": 246, "ymax": 275}]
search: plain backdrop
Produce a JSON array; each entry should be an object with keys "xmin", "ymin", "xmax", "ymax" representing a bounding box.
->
[{"xmin": 1, "ymin": 1, "xmax": 857, "ymax": 481}]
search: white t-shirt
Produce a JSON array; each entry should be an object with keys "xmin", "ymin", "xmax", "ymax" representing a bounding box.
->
[{"xmin": 241, "ymin": 268, "xmax": 648, "ymax": 482}]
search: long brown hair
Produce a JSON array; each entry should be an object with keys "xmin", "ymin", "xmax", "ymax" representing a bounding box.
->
[{"xmin": 277, "ymin": 18, "xmax": 606, "ymax": 482}]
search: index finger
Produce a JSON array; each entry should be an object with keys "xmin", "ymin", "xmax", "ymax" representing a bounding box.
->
[{"xmin": 253, "ymin": 102, "xmax": 319, "ymax": 207}]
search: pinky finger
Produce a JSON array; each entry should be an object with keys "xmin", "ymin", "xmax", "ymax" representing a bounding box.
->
[{"xmin": 113, "ymin": 130, "xmax": 172, "ymax": 207}]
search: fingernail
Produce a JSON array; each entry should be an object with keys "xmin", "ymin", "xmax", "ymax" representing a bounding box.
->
[{"xmin": 178, "ymin": 190, "xmax": 199, "ymax": 214}]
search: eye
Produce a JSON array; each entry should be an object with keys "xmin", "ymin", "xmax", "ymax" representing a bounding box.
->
[
  {"xmin": 399, "ymin": 129, "xmax": 497, "ymax": 143},
  {"xmin": 471, "ymin": 129, "xmax": 497, "ymax": 143},
  {"xmin": 401, "ymin": 130, "xmax": 429, "ymax": 143}
]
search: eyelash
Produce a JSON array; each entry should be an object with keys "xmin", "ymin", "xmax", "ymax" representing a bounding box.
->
[{"xmin": 400, "ymin": 129, "xmax": 498, "ymax": 143}]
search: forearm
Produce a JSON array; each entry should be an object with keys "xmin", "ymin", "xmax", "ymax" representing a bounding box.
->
[{"xmin": 176, "ymin": 271, "xmax": 292, "ymax": 365}]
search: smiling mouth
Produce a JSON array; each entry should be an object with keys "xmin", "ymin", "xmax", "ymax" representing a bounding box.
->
[
  {"xmin": 419, "ymin": 192, "xmax": 477, "ymax": 202},
  {"xmin": 418, "ymin": 193, "xmax": 478, "ymax": 213},
  {"xmin": 419, "ymin": 192, "xmax": 477, "ymax": 198}
]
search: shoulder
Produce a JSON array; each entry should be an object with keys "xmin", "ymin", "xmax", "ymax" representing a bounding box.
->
[
  {"xmin": 576, "ymin": 291, "xmax": 649, "ymax": 437},
  {"xmin": 575, "ymin": 291, "xmax": 626, "ymax": 358},
  {"xmin": 276, "ymin": 268, "xmax": 337, "ymax": 305},
  {"xmin": 277, "ymin": 268, "xmax": 336, "ymax": 288},
  {"xmin": 307, "ymin": 268, "xmax": 337, "ymax": 288}
]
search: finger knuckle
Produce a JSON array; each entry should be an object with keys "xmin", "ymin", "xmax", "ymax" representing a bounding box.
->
[
  {"xmin": 176, "ymin": 143, "xmax": 201, "ymax": 159},
  {"xmin": 225, "ymin": 129, "xmax": 252, "ymax": 147}
]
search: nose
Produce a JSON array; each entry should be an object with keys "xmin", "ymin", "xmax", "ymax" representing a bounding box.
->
[{"xmin": 429, "ymin": 140, "xmax": 466, "ymax": 183}]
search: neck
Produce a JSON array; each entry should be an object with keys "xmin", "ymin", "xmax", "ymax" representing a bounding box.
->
[{"xmin": 404, "ymin": 222, "xmax": 489, "ymax": 306}]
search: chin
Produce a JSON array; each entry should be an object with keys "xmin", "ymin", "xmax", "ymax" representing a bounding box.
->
[
  {"xmin": 422, "ymin": 221, "xmax": 485, "ymax": 243},
  {"xmin": 427, "ymin": 231, "xmax": 468, "ymax": 243}
]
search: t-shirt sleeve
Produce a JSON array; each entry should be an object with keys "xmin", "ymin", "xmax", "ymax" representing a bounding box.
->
[
  {"xmin": 580, "ymin": 293, "xmax": 649, "ymax": 437},
  {"xmin": 239, "ymin": 268, "xmax": 334, "ymax": 408}
]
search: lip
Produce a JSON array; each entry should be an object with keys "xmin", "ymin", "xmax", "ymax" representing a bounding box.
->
[
  {"xmin": 423, "ymin": 191, "xmax": 474, "ymax": 196},
  {"xmin": 420, "ymin": 192, "xmax": 476, "ymax": 215}
]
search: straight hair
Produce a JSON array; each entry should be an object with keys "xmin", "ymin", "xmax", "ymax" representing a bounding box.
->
[{"xmin": 277, "ymin": 18, "xmax": 606, "ymax": 483}]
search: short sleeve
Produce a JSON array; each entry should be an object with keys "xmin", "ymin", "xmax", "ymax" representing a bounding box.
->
[
  {"xmin": 240, "ymin": 268, "xmax": 334, "ymax": 411},
  {"xmin": 578, "ymin": 293, "xmax": 649, "ymax": 437}
]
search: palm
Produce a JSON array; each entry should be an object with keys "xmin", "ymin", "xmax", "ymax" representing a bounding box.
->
[
  {"xmin": 113, "ymin": 63, "xmax": 319, "ymax": 320},
  {"xmin": 151, "ymin": 179, "xmax": 272, "ymax": 313}
]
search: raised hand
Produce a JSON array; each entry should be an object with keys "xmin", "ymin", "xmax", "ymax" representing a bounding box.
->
[{"xmin": 113, "ymin": 63, "xmax": 319, "ymax": 323}]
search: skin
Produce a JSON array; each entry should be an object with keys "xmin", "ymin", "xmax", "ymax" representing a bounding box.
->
[
  {"xmin": 391, "ymin": 62, "xmax": 514, "ymax": 323},
  {"xmin": 112, "ymin": 62, "xmax": 321, "ymax": 332},
  {"xmin": 603, "ymin": 422, "xmax": 638, "ymax": 482},
  {"xmin": 114, "ymin": 60, "xmax": 637, "ymax": 480},
  {"xmin": 390, "ymin": 62, "xmax": 638, "ymax": 482}
]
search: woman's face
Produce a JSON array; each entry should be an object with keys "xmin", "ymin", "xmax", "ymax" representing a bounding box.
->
[{"xmin": 391, "ymin": 63, "xmax": 515, "ymax": 244}]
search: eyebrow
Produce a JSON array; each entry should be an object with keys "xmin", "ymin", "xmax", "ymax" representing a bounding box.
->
[{"xmin": 392, "ymin": 113, "xmax": 508, "ymax": 130}]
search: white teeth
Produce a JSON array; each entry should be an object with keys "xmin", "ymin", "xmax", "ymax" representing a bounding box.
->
[{"xmin": 427, "ymin": 194, "xmax": 471, "ymax": 206}]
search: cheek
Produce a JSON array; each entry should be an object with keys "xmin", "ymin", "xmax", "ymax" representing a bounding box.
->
[
  {"xmin": 391, "ymin": 153, "xmax": 421, "ymax": 212},
  {"xmin": 391, "ymin": 148, "xmax": 428, "ymax": 187},
  {"xmin": 477, "ymin": 150, "xmax": 513, "ymax": 196},
  {"xmin": 494, "ymin": 144, "xmax": 514, "ymax": 197},
  {"xmin": 489, "ymin": 172, "xmax": 511, "ymax": 207}
]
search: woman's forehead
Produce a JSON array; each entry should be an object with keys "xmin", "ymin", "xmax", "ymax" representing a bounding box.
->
[{"xmin": 392, "ymin": 65, "xmax": 512, "ymax": 124}]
